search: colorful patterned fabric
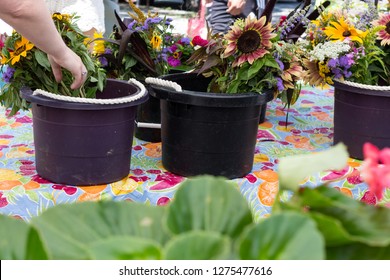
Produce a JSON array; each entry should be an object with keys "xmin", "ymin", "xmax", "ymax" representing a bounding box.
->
[{"xmin": 0, "ymin": 85, "xmax": 378, "ymax": 222}]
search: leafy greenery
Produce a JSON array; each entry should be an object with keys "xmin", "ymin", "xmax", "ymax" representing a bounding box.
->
[{"xmin": 0, "ymin": 14, "xmax": 106, "ymax": 115}]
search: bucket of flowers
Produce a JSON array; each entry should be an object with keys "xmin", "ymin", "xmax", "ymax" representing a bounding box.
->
[
  {"xmin": 298, "ymin": 0, "xmax": 390, "ymax": 159},
  {"xmin": 144, "ymin": 12, "xmax": 305, "ymax": 179},
  {"xmin": 97, "ymin": 1, "xmax": 197, "ymax": 142},
  {"xmin": 0, "ymin": 13, "xmax": 148, "ymax": 186}
]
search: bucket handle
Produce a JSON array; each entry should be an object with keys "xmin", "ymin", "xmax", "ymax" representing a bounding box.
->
[
  {"xmin": 145, "ymin": 77, "xmax": 182, "ymax": 92},
  {"xmin": 334, "ymin": 79, "xmax": 390, "ymax": 91},
  {"xmin": 33, "ymin": 78, "xmax": 147, "ymax": 104}
]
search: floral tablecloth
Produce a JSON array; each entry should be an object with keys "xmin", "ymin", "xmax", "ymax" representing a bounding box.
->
[{"xmin": 0, "ymin": 85, "xmax": 378, "ymax": 222}]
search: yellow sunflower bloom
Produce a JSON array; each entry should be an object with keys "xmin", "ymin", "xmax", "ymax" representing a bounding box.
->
[
  {"xmin": 8, "ymin": 37, "xmax": 34, "ymax": 65},
  {"xmin": 324, "ymin": 17, "xmax": 368, "ymax": 44},
  {"xmin": 150, "ymin": 34, "xmax": 162, "ymax": 50}
]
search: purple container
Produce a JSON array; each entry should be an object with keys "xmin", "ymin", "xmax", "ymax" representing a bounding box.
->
[{"xmin": 21, "ymin": 79, "xmax": 148, "ymax": 185}]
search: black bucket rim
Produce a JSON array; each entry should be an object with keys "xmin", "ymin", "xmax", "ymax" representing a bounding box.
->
[
  {"xmin": 333, "ymin": 80, "xmax": 390, "ymax": 97},
  {"xmin": 149, "ymin": 72, "xmax": 274, "ymax": 107},
  {"xmin": 20, "ymin": 78, "xmax": 149, "ymax": 110}
]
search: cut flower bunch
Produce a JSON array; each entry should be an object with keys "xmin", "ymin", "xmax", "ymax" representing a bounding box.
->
[
  {"xmin": 98, "ymin": 1, "xmax": 199, "ymax": 81},
  {"xmin": 0, "ymin": 14, "xmax": 106, "ymax": 115},
  {"xmin": 186, "ymin": 5, "xmax": 307, "ymax": 107},
  {"xmin": 300, "ymin": 0, "xmax": 390, "ymax": 88}
]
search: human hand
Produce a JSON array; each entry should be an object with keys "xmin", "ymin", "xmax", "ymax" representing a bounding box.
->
[
  {"xmin": 226, "ymin": 0, "xmax": 246, "ymax": 16},
  {"xmin": 48, "ymin": 47, "xmax": 88, "ymax": 90}
]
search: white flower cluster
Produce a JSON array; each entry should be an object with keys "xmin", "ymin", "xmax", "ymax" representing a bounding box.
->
[{"xmin": 309, "ymin": 41, "xmax": 351, "ymax": 62}]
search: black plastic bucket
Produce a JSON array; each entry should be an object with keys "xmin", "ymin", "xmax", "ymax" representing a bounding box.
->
[
  {"xmin": 333, "ymin": 80, "xmax": 390, "ymax": 159},
  {"xmin": 149, "ymin": 73, "xmax": 273, "ymax": 179},
  {"xmin": 21, "ymin": 78, "xmax": 148, "ymax": 185},
  {"xmin": 134, "ymin": 92, "xmax": 162, "ymax": 142}
]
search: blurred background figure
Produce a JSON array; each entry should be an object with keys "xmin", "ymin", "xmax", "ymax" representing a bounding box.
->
[
  {"xmin": 208, "ymin": 0, "xmax": 267, "ymax": 34},
  {"xmin": 45, "ymin": 0, "xmax": 106, "ymax": 37},
  {"xmin": 0, "ymin": 19, "xmax": 12, "ymax": 35}
]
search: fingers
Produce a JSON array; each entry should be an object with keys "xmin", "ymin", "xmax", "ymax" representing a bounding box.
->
[
  {"xmin": 70, "ymin": 69, "xmax": 87, "ymax": 90},
  {"xmin": 47, "ymin": 48, "xmax": 88, "ymax": 90}
]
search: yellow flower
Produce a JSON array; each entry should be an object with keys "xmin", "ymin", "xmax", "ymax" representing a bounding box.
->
[
  {"xmin": 150, "ymin": 34, "xmax": 162, "ymax": 50},
  {"xmin": 8, "ymin": 36, "xmax": 34, "ymax": 65},
  {"xmin": 92, "ymin": 32, "xmax": 105, "ymax": 55},
  {"xmin": 52, "ymin": 13, "xmax": 70, "ymax": 22},
  {"xmin": 324, "ymin": 17, "xmax": 368, "ymax": 43}
]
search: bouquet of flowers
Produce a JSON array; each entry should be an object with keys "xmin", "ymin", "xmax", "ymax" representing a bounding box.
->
[
  {"xmin": 299, "ymin": 0, "xmax": 390, "ymax": 88},
  {"xmin": 0, "ymin": 13, "xmax": 106, "ymax": 115},
  {"xmin": 98, "ymin": 2, "xmax": 197, "ymax": 81},
  {"xmin": 186, "ymin": 15, "xmax": 303, "ymax": 108}
]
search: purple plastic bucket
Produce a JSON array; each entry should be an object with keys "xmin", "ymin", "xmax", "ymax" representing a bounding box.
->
[
  {"xmin": 21, "ymin": 78, "xmax": 148, "ymax": 185},
  {"xmin": 333, "ymin": 80, "xmax": 390, "ymax": 159}
]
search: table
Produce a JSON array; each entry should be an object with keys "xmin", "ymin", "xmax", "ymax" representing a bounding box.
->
[{"xmin": 0, "ymin": 85, "xmax": 371, "ymax": 222}]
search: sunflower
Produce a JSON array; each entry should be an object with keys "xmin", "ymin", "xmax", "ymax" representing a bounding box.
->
[
  {"xmin": 373, "ymin": 13, "xmax": 390, "ymax": 46},
  {"xmin": 224, "ymin": 16, "xmax": 276, "ymax": 67},
  {"xmin": 324, "ymin": 17, "xmax": 368, "ymax": 44},
  {"xmin": 279, "ymin": 60, "xmax": 302, "ymax": 89},
  {"xmin": 150, "ymin": 34, "xmax": 162, "ymax": 50},
  {"xmin": 8, "ymin": 36, "xmax": 34, "ymax": 65},
  {"xmin": 301, "ymin": 59, "xmax": 330, "ymax": 89}
]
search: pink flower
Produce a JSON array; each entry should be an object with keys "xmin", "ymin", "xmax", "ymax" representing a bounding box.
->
[
  {"xmin": 191, "ymin": 35, "xmax": 208, "ymax": 47},
  {"xmin": 360, "ymin": 142, "xmax": 390, "ymax": 201}
]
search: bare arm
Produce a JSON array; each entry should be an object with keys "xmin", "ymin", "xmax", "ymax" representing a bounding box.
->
[{"xmin": 0, "ymin": 0, "xmax": 87, "ymax": 89}]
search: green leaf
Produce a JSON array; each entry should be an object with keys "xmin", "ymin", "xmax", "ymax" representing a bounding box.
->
[
  {"xmin": 88, "ymin": 236, "xmax": 162, "ymax": 260},
  {"xmin": 238, "ymin": 212, "xmax": 325, "ymax": 260},
  {"xmin": 31, "ymin": 201, "xmax": 170, "ymax": 259},
  {"xmin": 166, "ymin": 176, "xmax": 253, "ymax": 238},
  {"xmin": 294, "ymin": 186, "xmax": 390, "ymax": 247},
  {"xmin": 164, "ymin": 231, "xmax": 231, "ymax": 260},
  {"xmin": 278, "ymin": 143, "xmax": 349, "ymax": 191},
  {"xmin": 25, "ymin": 227, "xmax": 49, "ymax": 260},
  {"xmin": 34, "ymin": 50, "xmax": 51, "ymax": 70},
  {"xmin": 0, "ymin": 215, "xmax": 48, "ymax": 260},
  {"xmin": 0, "ymin": 215, "xmax": 29, "ymax": 259},
  {"xmin": 326, "ymin": 242, "xmax": 390, "ymax": 260}
]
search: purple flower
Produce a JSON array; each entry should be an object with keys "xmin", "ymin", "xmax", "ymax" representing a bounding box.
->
[
  {"xmin": 179, "ymin": 37, "xmax": 191, "ymax": 45},
  {"xmin": 275, "ymin": 57, "xmax": 284, "ymax": 71},
  {"xmin": 2, "ymin": 67, "xmax": 15, "ymax": 83},
  {"xmin": 168, "ymin": 45, "xmax": 178, "ymax": 53},
  {"xmin": 167, "ymin": 56, "xmax": 181, "ymax": 67},
  {"xmin": 99, "ymin": 48, "xmax": 112, "ymax": 67},
  {"xmin": 332, "ymin": 68, "xmax": 342, "ymax": 79},
  {"xmin": 150, "ymin": 17, "xmax": 162, "ymax": 24},
  {"xmin": 327, "ymin": 58, "xmax": 337, "ymax": 68},
  {"xmin": 339, "ymin": 55, "xmax": 352, "ymax": 67},
  {"xmin": 276, "ymin": 77, "xmax": 284, "ymax": 91},
  {"xmin": 127, "ymin": 20, "xmax": 137, "ymax": 30}
]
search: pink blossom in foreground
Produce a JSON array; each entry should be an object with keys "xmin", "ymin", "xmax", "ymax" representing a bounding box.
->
[{"xmin": 360, "ymin": 142, "xmax": 390, "ymax": 201}]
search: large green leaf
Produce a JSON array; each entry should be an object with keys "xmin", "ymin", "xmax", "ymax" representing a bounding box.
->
[
  {"xmin": 31, "ymin": 201, "xmax": 170, "ymax": 259},
  {"xmin": 0, "ymin": 215, "xmax": 48, "ymax": 260},
  {"xmin": 88, "ymin": 236, "xmax": 162, "ymax": 260},
  {"xmin": 164, "ymin": 231, "xmax": 231, "ymax": 260},
  {"xmin": 278, "ymin": 143, "xmax": 349, "ymax": 191},
  {"xmin": 238, "ymin": 212, "xmax": 325, "ymax": 260},
  {"xmin": 166, "ymin": 176, "xmax": 253, "ymax": 238},
  {"xmin": 293, "ymin": 186, "xmax": 390, "ymax": 247},
  {"xmin": 326, "ymin": 242, "xmax": 390, "ymax": 260}
]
